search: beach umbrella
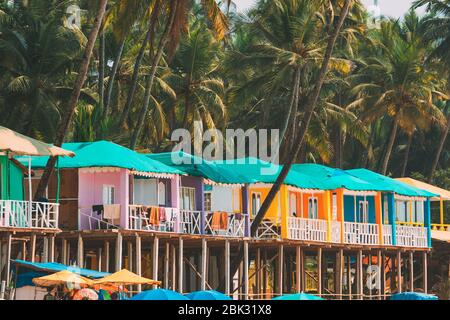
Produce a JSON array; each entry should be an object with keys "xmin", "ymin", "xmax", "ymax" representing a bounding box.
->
[
  {"xmin": 272, "ymin": 292, "xmax": 324, "ymax": 300},
  {"xmin": 93, "ymin": 269, "xmax": 161, "ymax": 286},
  {"xmin": 0, "ymin": 126, "xmax": 74, "ymax": 157},
  {"xmin": 390, "ymin": 292, "xmax": 438, "ymax": 300},
  {"xmin": 32, "ymin": 270, "xmax": 93, "ymax": 288},
  {"xmin": 131, "ymin": 289, "xmax": 189, "ymax": 300},
  {"xmin": 185, "ymin": 290, "xmax": 232, "ymax": 300},
  {"xmin": 72, "ymin": 288, "xmax": 99, "ymax": 300}
]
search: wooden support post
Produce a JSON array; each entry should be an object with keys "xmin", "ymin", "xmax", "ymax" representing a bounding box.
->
[
  {"xmin": 318, "ymin": 248, "xmax": 322, "ymax": 297},
  {"xmin": 381, "ymin": 252, "xmax": 386, "ymax": 299},
  {"xmin": 22, "ymin": 240, "xmax": 26, "ymax": 261},
  {"xmin": 127, "ymin": 241, "xmax": 133, "ymax": 272},
  {"xmin": 409, "ymin": 251, "xmax": 414, "ymax": 292},
  {"xmin": 30, "ymin": 233, "xmax": 36, "ymax": 263},
  {"xmin": 336, "ymin": 249, "xmax": 343, "ymax": 299},
  {"xmin": 278, "ymin": 244, "xmax": 284, "ymax": 296},
  {"xmin": 135, "ymin": 235, "xmax": 142, "ymax": 292},
  {"xmin": 152, "ymin": 236, "xmax": 159, "ymax": 289},
  {"xmin": 225, "ymin": 240, "xmax": 230, "ymax": 296},
  {"xmin": 178, "ymin": 237, "xmax": 184, "ymax": 293},
  {"xmin": 164, "ymin": 242, "xmax": 170, "ymax": 289},
  {"xmin": 243, "ymin": 241, "xmax": 249, "ymax": 300},
  {"xmin": 5, "ymin": 233, "xmax": 12, "ymax": 286},
  {"xmin": 97, "ymin": 247, "xmax": 102, "ymax": 272},
  {"xmin": 423, "ymin": 252, "xmax": 428, "ymax": 293},
  {"xmin": 77, "ymin": 234, "xmax": 84, "ymax": 268},
  {"xmin": 104, "ymin": 241, "xmax": 110, "ymax": 272},
  {"xmin": 171, "ymin": 245, "xmax": 176, "ymax": 290},
  {"xmin": 397, "ymin": 251, "xmax": 402, "ymax": 293},
  {"xmin": 49, "ymin": 236, "xmax": 55, "ymax": 263},
  {"xmin": 61, "ymin": 239, "xmax": 67, "ymax": 265},
  {"xmin": 356, "ymin": 250, "xmax": 363, "ymax": 299},
  {"xmin": 296, "ymin": 246, "xmax": 301, "ymax": 293},
  {"xmin": 347, "ymin": 255, "xmax": 352, "ymax": 300},
  {"xmin": 263, "ymin": 250, "xmax": 268, "ymax": 298},
  {"xmin": 377, "ymin": 251, "xmax": 382, "ymax": 300},
  {"xmin": 42, "ymin": 237, "xmax": 49, "ymax": 263},
  {"xmin": 201, "ymin": 238, "xmax": 207, "ymax": 291},
  {"xmin": 115, "ymin": 232, "xmax": 122, "ymax": 271},
  {"xmin": 256, "ymin": 247, "xmax": 261, "ymax": 297}
]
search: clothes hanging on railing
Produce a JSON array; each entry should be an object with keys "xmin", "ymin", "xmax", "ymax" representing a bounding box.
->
[
  {"xmin": 92, "ymin": 205, "xmax": 104, "ymax": 217},
  {"xmin": 149, "ymin": 206, "xmax": 159, "ymax": 225},
  {"xmin": 211, "ymin": 212, "xmax": 228, "ymax": 230},
  {"xmin": 104, "ymin": 204, "xmax": 120, "ymax": 225}
]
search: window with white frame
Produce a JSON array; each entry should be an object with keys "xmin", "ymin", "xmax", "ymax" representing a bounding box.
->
[
  {"xmin": 308, "ymin": 197, "xmax": 318, "ymax": 219},
  {"xmin": 358, "ymin": 200, "xmax": 369, "ymax": 223},
  {"xmin": 396, "ymin": 200, "xmax": 407, "ymax": 222},
  {"xmin": 102, "ymin": 185, "xmax": 115, "ymax": 205},
  {"xmin": 204, "ymin": 192, "xmax": 212, "ymax": 211},
  {"xmin": 416, "ymin": 200, "xmax": 424, "ymax": 223},
  {"xmin": 180, "ymin": 187, "xmax": 196, "ymax": 211},
  {"xmin": 251, "ymin": 192, "xmax": 261, "ymax": 218}
]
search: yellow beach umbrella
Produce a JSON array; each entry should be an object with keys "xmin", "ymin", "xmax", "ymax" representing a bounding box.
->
[
  {"xmin": 93, "ymin": 269, "xmax": 161, "ymax": 286},
  {"xmin": 0, "ymin": 126, "xmax": 75, "ymax": 157},
  {"xmin": 32, "ymin": 270, "xmax": 93, "ymax": 288}
]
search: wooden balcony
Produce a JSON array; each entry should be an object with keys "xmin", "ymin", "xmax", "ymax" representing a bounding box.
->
[
  {"xmin": 396, "ymin": 224, "xmax": 427, "ymax": 248},
  {"xmin": 344, "ymin": 222, "xmax": 379, "ymax": 245},
  {"xmin": 0, "ymin": 200, "xmax": 59, "ymax": 230},
  {"xmin": 287, "ymin": 217, "xmax": 328, "ymax": 242},
  {"xmin": 204, "ymin": 211, "xmax": 246, "ymax": 237}
]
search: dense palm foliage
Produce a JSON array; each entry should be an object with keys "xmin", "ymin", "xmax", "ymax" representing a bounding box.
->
[{"xmin": 1, "ymin": 0, "xmax": 449, "ymax": 184}]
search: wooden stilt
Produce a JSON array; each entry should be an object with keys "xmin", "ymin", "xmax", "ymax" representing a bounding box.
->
[
  {"xmin": 423, "ymin": 252, "xmax": 428, "ymax": 293},
  {"xmin": 347, "ymin": 255, "xmax": 352, "ymax": 300},
  {"xmin": 256, "ymin": 247, "xmax": 261, "ymax": 297},
  {"xmin": 127, "ymin": 241, "xmax": 133, "ymax": 272},
  {"xmin": 278, "ymin": 244, "xmax": 284, "ymax": 296},
  {"xmin": 67, "ymin": 242, "xmax": 71, "ymax": 265},
  {"xmin": 104, "ymin": 241, "xmax": 110, "ymax": 272},
  {"xmin": 300, "ymin": 249, "xmax": 305, "ymax": 292},
  {"xmin": 135, "ymin": 235, "xmax": 142, "ymax": 292},
  {"xmin": 381, "ymin": 252, "xmax": 386, "ymax": 299},
  {"xmin": 171, "ymin": 245, "xmax": 176, "ymax": 290},
  {"xmin": 377, "ymin": 250, "xmax": 382, "ymax": 300},
  {"xmin": 49, "ymin": 236, "xmax": 55, "ymax": 263},
  {"xmin": 243, "ymin": 241, "xmax": 249, "ymax": 300},
  {"xmin": 318, "ymin": 248, "xmax": 322, "ymax": 297},
  {"xmin": 22, "ymin": 240, "xmax": 26, "ymax": 261},
  {"xmin": 115, "ymin": 232, "xmax": 122, "ymax": 271},
  {"xmin": 43, "ymin": 237, "xmax": 49, "ymax": 263},
  {"xmin": 296, "ymin": 246, "xmax": 301, "ymax": 293},
  {"xmin": 336, "ymin": 249, "xmax": 343, "ymax": 299},
  {"xmin": 397, "ymin": 251, "xmax": 402, "ymax": 293},
  {"xmin": 263, "ymin": 249, "xmax": 268, "ymax": 299},
  {"xmin": 409, "ymin": 251, "xmax": 414, "ymax": 292},
  {"xmin": 5, "ymin": 233, "xmax": 12, "ymax": 286},
  {"xmin": 201, "ymin": 238, "xmax": 207, "ymax": 291},
  {"xmin": 178, "ymin": 237, "xmax": 184, "ymax": 294},
  {"xmin": 30, "ymin": 233, "xmax": 36, "ymax": 263},
  {"xmin": 356, "ymin": 250, "xmax": 363, "ymax": 299},
  {"xmin": 225, "ymin": 240, "xmax": 230, "ymax": 296},
  {"xmin": 77, "ymin": 234, "xmax": 84, "ymax": 268},
  {"xmin": 164, "ymin": 242, "xmax": 170, "ymax": 289},
  {"xmin": 152, "ymin": 236, "xmax": 159, "ymax": 289},
  {"xmin": 97, "ymin": 247, "xmax": 102, "ymax": 272}
]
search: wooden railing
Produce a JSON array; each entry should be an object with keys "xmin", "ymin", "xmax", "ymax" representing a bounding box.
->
[
  {"xmin": 254, "ymin": 219, "xmax": 281, "ymax": 239},
  {"xmin": 344, "ymin": 222, "xmax": 379, "ymax": 245},
  {"xmin": 179, "ymin": 210, "xmax": 202, "ymax": 235},
  {"xmin": 204, "ymin": 212, "xmax": 246, "ymax": 237},
  {"xmin": 128, "ymin": 205, "xmax": 178, "ymax": 232},
  {"xmin": 382, "ymin": 225, "xmax": 392, "ymax": 245},
  {"xmin": 287, "ymin": 217, "xmax": 327, "ymax": 242},
  {"xmin": 0, "ymin": 200, "xmax": 59, "ymax": 229},
  {"xmin": 79, "ymin": 207, "xmax": 118, "ymax": 230},
  {"xmin": 396, "ymin": 225, "xmax": 428, "ymax": 248}
]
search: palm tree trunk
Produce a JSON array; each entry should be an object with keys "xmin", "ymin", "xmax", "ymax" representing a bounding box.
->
[
  {"xmin": 34, "ymin": 0, "xmax": 108, "ymax": 200},
  {"xmin": 104, "ymin": 37, "xmax": 125, "ymax": 117},
  {"xmin": 400, "ymin": 132, "xmax": 413, "ymax": 177},
  {"xmin": 380, "ymin": 112, "xmax": 401, "ymax": 175},
  {"xmin": 98, "ymin": 32, "xmax": 105, "ymax": 111},
  {"xmin": 181, "ymin": 73, "xmax": 192, "ymax": 128},
  {"xmin": 118, "ymin": 1, "xmax": 160, "ymax": 128},
  {"xmin": 428, "ymin": 112, "xmax": 450, "ymax": 182},
  {"xmin": 129, "ymin": 2, "xmax": 177, "ymax": 150},
  {"xmin": 280, "ymin": 67, "xmax": 301, "ymax": 148}
]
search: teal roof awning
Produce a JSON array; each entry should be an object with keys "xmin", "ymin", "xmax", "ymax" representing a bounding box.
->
[
  {"xmin": 346, "ymin": 169, "xmax": 437, "ymax": 197},
  {"xmin": 16, "ymin": 141, "xmax": 183, "ymax": 175}
]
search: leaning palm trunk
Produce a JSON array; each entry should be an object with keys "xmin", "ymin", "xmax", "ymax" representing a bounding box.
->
[
  {"xmin": 34, "ymin": 0, "xmax": 108, "ymax": 200},
  {"xmin": 279, "ymin": 67, "xmax": 301, "ymax": 148},
  {"xmin": 104, "ymin": 37, "xmax": 126, "ymax": 117},
  {"xmin": 220, "ymin": 0, "xmax": 352, "ymax": 289},
  {"xmin": 428, "ymin": 112, "xmax": 450, "ymax": 182},
  {"xmin": 129, "ymin": 4, "xmax": 177, "ymax": 150},
  {"xmin": 118, "ymin": 1, "xmax": 160, "ymax": 129},
  {"xmin": 98, "ymin": 32, "xmax": 106, "ymax": 111},
  {"xmin": 380, "ymin": 111, "xmax": 401, "ymax": 175},
  {"xmin": 401, "ymin": 132, "xmax": 413, "ymax": 177}
]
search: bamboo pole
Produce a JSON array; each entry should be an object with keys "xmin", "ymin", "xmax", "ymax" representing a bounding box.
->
[
  {"xmin": 244, "ymin": 241, "xmax": 249, "ymax": 300},
  {"xmin": 296, "ymin": 246, "xmax": 301, "ymax": 293},
  {"xmin": 135, "ymin": 235, "xmax": 142, "ymax": 292},
  {"xmin": 397, "ymin": 251, "xmax": 402, "ymax": 293},
  {"xmin": 256, "ymin": 247, "xmax": 261, "ymax": 296},
  {"xmin": 409, "ymin": 251, "xmax": 414, "ymax": 292},
  {"xmin": 152, "ymin": 236, "xmax": 159, "ymax": 289},
  {"xmin": 201, "ymin": 238, "xmax": 207, "ymax": 291},
  {"xmin": 423, "ymin": 252, "xmax": 428, "ymax": 293},
  {"xmin": 128, "ymin": 241, "xmax": 133, "ymax": 272},
  {"xmin": 49, "ymin": 236, "xmax": 55, "ymax": 263},
  {"xmin": 77, "ymin": 234, "xmax": 84, "ymax": 268},
  {"xmin": 336, "ymin": 249, "xmax": 343, "ymax": 299},
  {"xmin": 104, "ymin": 241, "xmax": 110, "ymax": 272},
  {"xmin": 115, "ymin": 232, "xmax": 122, "ymax": 271},
  {"xmin": 225, "ymin": 240, "xmax": 230, "ymax": 296},
  {"xmin": 278, "ymin": 244, "xmax": 284, "ymax": 296},
  {"xmin": 5, "ymin": 233, "xmax": 12, "ymax": 287},
  {"xmin": 318, "ymin": 248, "xmax": 322, "ymax": 296},
  {"xmin": 164, "ymin": 242, "xmax": 170, "ymax": 288},
  {"xmin": 61, "ymin": 239, "xmax": 67, "ymax": 265},
  {"xmin": 30, "ymin": 233, "xmax": 36, "ymax": 263},
  {"xmin": 178, "ymin": 237, "xmax": 184, "ymax": 293}
]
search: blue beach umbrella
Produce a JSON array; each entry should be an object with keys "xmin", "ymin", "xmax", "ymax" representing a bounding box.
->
[
  {"xmin": 185, "ymin": 290, "xmax": 232, "ymax": 300},
  {"xmin": 390, "ymin": 292, "xmax": 438, "ymax": 300},
  {"xmin": 131, "ymin": 289, "xmax": 189, "ymax": 300},
  {"xmin": 272, "ymin": 292, "xmax": 324, "ymax": 300}
]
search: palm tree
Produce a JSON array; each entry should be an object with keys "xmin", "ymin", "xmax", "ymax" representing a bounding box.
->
[
  {"xmin": 34, "ymin": 0, "xmax": 109, "ymax": 200},
  {"xmin": 349, "ymin": 12, "xmax": 446, "ymax": 175}
]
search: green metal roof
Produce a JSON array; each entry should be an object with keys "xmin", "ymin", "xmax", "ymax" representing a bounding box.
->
[
  {"xmin": 17, "ymin": 141, "xmax": 183, "ymax": 175},
  {"xmin": 346, "ymin": 169, "xmax": 437, "ymax": 197}
]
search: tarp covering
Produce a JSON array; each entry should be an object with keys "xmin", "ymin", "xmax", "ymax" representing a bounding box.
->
[
  {"xmin": 396, "ymin": 178, "xmax": 450, "ymax": 201},
  {"xmin": 12, "ymin": 260, "xmax": 109, "ymax": 279},
  {"xmin": 346, "ymin": 169, "xmax": 437, "ymax": 197},
  {"xmin": 0, "ymin": 126, "xmax": 74, "ymax": 157},
  {"xmin": 16, "ymin": 141, "xmax": 182, "ymax": 175},
  {"xmin": 93, "ymin": 269, "xmax": 160, "ymax": 286},
  {"xmin": 131, "ymin": 289, "xmax": 188, "ymax": 300},
  {"xmin": 390, "ymin": 292, "xmax": 438, "ymax": 300}
]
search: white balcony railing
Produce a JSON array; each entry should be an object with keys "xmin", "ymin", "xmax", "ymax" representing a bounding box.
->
[
  {"xmin": 344, "ymin": 222, "xmax": 379, "ymax": 245},
  {"xmin": 254, "ymin": 219, "xmax": 281, "ymax": 239},
  {"xmin": 128, "ymin": 205, "xmax": 178, "ymax": 232},
  {"xmin": 331, "ymin": 221, "xmax": 341, "ymax": 243},
  {"xmin": 287, "ymin": 217, "xmax": 327, "ymax": 242},
  {"xmin": 382, "ymin": 225, "xmax": 392, "ymax": 245},
  {"xmin": 396, "ymin": 225, "xmax": 428, "ymax": 248},
  {"xmin": 79, "ymin": 207, "xmax": 118, "ymax": 230},
  {"xmin": 204, "ymin": 212, "xmax": 245, "ymax": 237},
  {"xmin": 179, "ymin": 210, "xmax": 202, "ymax": 235},
  {"xmin": 0, "ymin": 200, "xmax": 59, "ymax": 229}
]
